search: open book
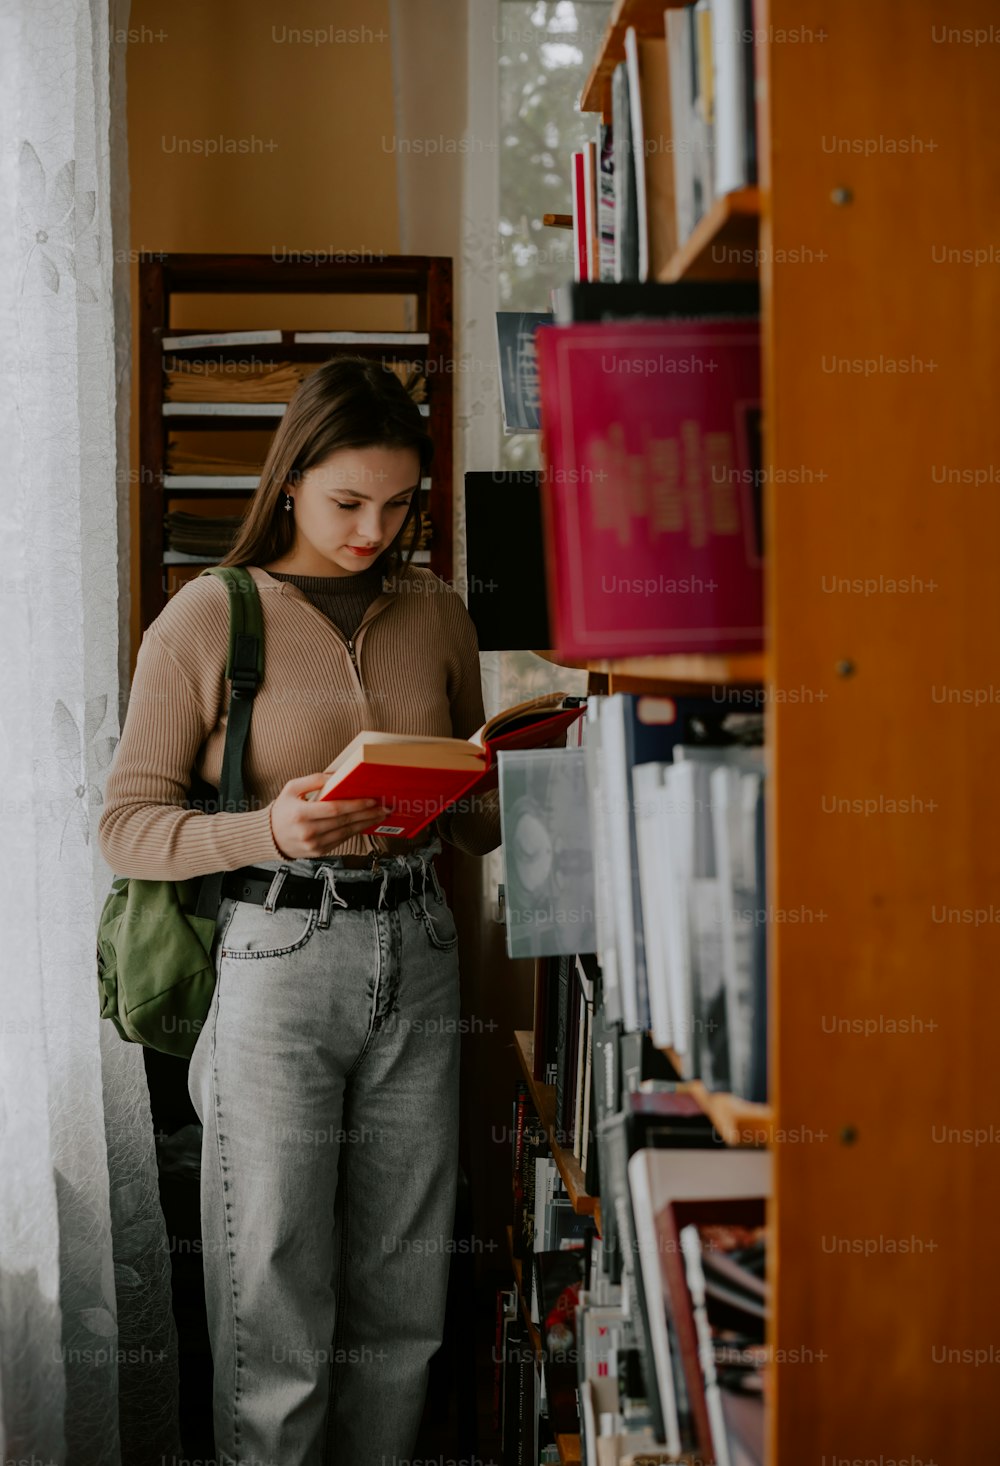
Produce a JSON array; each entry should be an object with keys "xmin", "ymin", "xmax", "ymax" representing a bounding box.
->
[{"xmin": 308, "ymin": 692, "xmax": 587, "ymax": 839}]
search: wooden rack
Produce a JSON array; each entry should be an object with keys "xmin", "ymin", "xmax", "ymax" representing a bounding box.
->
[
  {"xmin": 516, "ymin": 1, "xmax": 1000, "ymax": 1459},
  {"xmin": 137, "ymin": 253, "xmax": 453, "ymax": 632},
  {"xmin": 514, "ymin": 1030, "xmax": 601, "ymax": 1232},
  {"xmin": 506, "ymin": 1222, "xmax": 581, "ymax": 1466}
]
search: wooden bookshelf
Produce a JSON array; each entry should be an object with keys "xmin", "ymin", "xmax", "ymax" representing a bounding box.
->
[
  {"xmin": 658, "ymin": 186, "xmax": 761, "ymax": 283},
  {"xmin": 530, "ymin": 2, "xmax": 1000, "ymax": 1460},
  {"xmin": 532, "ymin": 647, "xmax": 765, "ymax": 694},
  {"xmin": 137, "ymin": 254, "xmax": 453, "ymax": 632},
  {"xmin": 757, "ymin": 3, "xmax": 1000, "ymax": 1456},
  {"xmin": 513, "ymin": 1031, "xmax": 601, "ymax": 1233}
]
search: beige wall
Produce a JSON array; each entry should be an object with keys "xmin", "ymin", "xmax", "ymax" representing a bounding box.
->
[{"xmin": 125, "ymin": 0, "xmax": 402, "ymax": 659}]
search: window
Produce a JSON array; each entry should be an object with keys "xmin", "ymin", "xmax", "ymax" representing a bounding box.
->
[{"xmin": 497, "ymin": 0, "xmax": 611, "ymax": 469}]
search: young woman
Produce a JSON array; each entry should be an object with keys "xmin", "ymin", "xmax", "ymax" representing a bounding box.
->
[{"xmin": 98, "ymin": 357, "xmax": 500, "ymax": 1466}]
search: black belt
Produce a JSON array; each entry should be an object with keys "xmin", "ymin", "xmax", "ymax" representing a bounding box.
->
[{"xmin": 222, "ymin": 865, "xmax": 416, "ymax": 912}]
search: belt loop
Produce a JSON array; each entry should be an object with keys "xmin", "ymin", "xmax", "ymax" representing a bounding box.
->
[
  {"xmin": 316, "ymin": 864, "xmax": 349, "ymax": 929},
  {"xmin": 417, "ymin": 853, "xmax": 432, "ymax": 921},
  {"xmin": 428, "ymin": 858, "xmax": 444, "ymax": 905},
  {"xmin": 263, "ymin": 865, "xmax": 290, "ymax": 913}
]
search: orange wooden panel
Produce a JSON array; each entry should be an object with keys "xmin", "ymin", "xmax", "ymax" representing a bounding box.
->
[
  {"xmin": 532, "ymin": 648, "xmax": 766, "ymax": 691},
  {"xmin": 761, "ymin": 1, "xmax": 1000, "ymax": 1459}
]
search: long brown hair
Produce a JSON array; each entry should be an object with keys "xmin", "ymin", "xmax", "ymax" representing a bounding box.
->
[{"xmin": 219, "ymin": 355, "xmax": 432, "ymax": 573}]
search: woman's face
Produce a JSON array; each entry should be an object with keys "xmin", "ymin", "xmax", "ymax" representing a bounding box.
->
[{"xmin": 285, "ymin": 444, "xmax": 421, "ymax": 576}]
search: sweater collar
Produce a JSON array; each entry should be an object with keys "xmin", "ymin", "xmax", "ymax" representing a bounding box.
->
[
  {"xmin": 245, "ymin": 562, "xmax": 421, "ymax": 642},
  {"xmin": 246, "ymin": 561, "xmax": 416, "ymax": 598}
]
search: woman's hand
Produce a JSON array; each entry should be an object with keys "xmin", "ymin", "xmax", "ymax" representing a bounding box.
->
[{"xmin": 268, "ymin": 773, "xmax": 388, "ymax": 859}]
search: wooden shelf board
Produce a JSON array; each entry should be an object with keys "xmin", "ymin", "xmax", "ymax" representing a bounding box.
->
[
  {"xmin": 657, "ymin": 187, "xmax": 761, "ymax": 284},
  {"xmin": 513, "ymin": 1031, "xmax": 601, "ymax": 1231},
  {"xmin": 140, "ymin": 251, "xmax": 454, "ymax": 640},
  {"xmin": 683, "ymin": 1081, "xmax": 774, "ymax": 1149},
  {"xmin": 557, "ymin": 1433, "xmax": 582, "ymax": 1464},
  {"xmin": 163, "ymin": 402, "xmax": 286, "ymax": 417},
  {"xmin": 532, "ymin": 648, "xmax": 765, "ymax": 692},
  {"xmin": 658, "ymin": 1046, "xmax": 774, "ymax": 1147},
  {"xmin": 579, "ymin": 0, "xmax": 689, "ymax": 117},
  {"xmin": 161, "ymin": 475, "xmax": 433, "ymax": 492},
  {"xmin": 160, "ymin": 336, "xmax": 431, "ymax": 364},
  {"xmin": 161, "ymin": 403, "xmax": 430, "ymax": 424}
]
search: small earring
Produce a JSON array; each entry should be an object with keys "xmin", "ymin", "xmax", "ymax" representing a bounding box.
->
[{"xmin": 284, "ymin": 494, "xmax": 293, "ymax": 512}]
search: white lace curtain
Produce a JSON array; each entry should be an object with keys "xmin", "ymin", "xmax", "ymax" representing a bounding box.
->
[{"xmin": 0, "ymin": 1, "xmax": 179, "ymax": 1461}]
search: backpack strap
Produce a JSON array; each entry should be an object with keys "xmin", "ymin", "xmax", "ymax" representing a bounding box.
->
[
  {"xmin": 193, "ymin": 565, "xmax": 264, "ymax": 920},
  {"xmin": 202, "ymin": 565, "xmax": 264, "ymax": 810}
]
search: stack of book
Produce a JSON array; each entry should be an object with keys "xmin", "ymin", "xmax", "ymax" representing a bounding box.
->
[
  {"xmin": 502, "ymin": 1080, "xmax": 599, "ymax": 1463},
  {"xmin": 498, "ymin": 701, "xmax": 770, "ymax": 1457},
  {"xmin": 509, "ymin": 946, "xmax": 771, "ymax": 1465},
  {"xmin": 163, "ymin": 509, "xmax": 243, "ymax": 558},
  {"xmin": 627, "ymin": 1145, "xmax": 770, "ymax": 1462},
  {"xmin": 165, "ymin": 442, "xmax": 269, "ymax": 479},
  {"xmin": 164, "ymin": 360, "xmax": 314, "ymax": 402},
  {"xmin": 497, "ymin": 694, "xmax": 766, "ymax": 1104},
  {"xmin": 633, "ymin": 733, "xmax": 766, "ymax": 1101},
  {"xmin": 570, "ymin": 4, "xmax": 758, "ymax": 284}
]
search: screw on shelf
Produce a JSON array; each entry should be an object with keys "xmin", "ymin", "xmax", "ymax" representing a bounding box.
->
[
  {"xmin": 840, "ymin": 1125, "xmax": 859, "ymax": 1145},
  {"xmin": 836, "ymin": 659, "xmax": 856, "ymax": 677},
  {"xmin": 831, "ymin": 186, "xmax": 854, "ymax": 206}
]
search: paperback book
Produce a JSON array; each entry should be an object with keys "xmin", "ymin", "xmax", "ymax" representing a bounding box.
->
[{"xmin": 496, "ymin": 312, "xmax": 554, "ymax": 432}]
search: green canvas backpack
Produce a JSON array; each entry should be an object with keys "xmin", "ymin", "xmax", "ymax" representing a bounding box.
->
[{"xmin": 96, "ymin": 565, "xmax": 264, "ymax": 1058}]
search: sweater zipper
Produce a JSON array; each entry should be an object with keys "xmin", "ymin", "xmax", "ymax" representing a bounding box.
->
[
  {"xmin": 275, "ymin": 586, "xmax": 392, "ymax": 856},
  {"xmin": 345, "ymin": 635, "xmax": 362, "ymax": 686},
  {"xmin": 278, "ymin": 590, "xmax": 387, "ymax": 690},
  {"xmin": 343, "ymin": 632, "xmax": 379, "ymax": 856},
  {"xmin": 335, "ymin": 619, "xmax": 385, "ymax": 856}
]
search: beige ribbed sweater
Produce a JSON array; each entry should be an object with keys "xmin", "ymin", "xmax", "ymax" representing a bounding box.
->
[{"xmin": 98, "ymin": 563, "xmax": 502, "ymax": 881}]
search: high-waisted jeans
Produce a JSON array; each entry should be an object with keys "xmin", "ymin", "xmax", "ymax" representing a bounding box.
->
[{"xmin": 187, "ymin": 838, "xmax": 461, "ymax": 1466}]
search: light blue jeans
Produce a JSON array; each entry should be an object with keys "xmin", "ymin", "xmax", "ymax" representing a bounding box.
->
[{"xmin": 188, "ymin": 839, "xmax": 461, "ymax": 1466}]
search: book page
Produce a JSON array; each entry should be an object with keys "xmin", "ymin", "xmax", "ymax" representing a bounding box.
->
[{"xmin": 472, "ymin": 691, "xmax": 576, "ymax": 748}]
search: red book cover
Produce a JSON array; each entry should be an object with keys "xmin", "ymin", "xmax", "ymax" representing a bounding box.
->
[
  {"xmin": 571, "ymin": 150, "xmax": 588, "ymax": 282},
  {"xmin": 536, "ymin": 318, "xmax": 763, "ymax": 658},
  {"xmin": 315, "ymin": 695, "xmax": 586, "ymax": 840}
]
